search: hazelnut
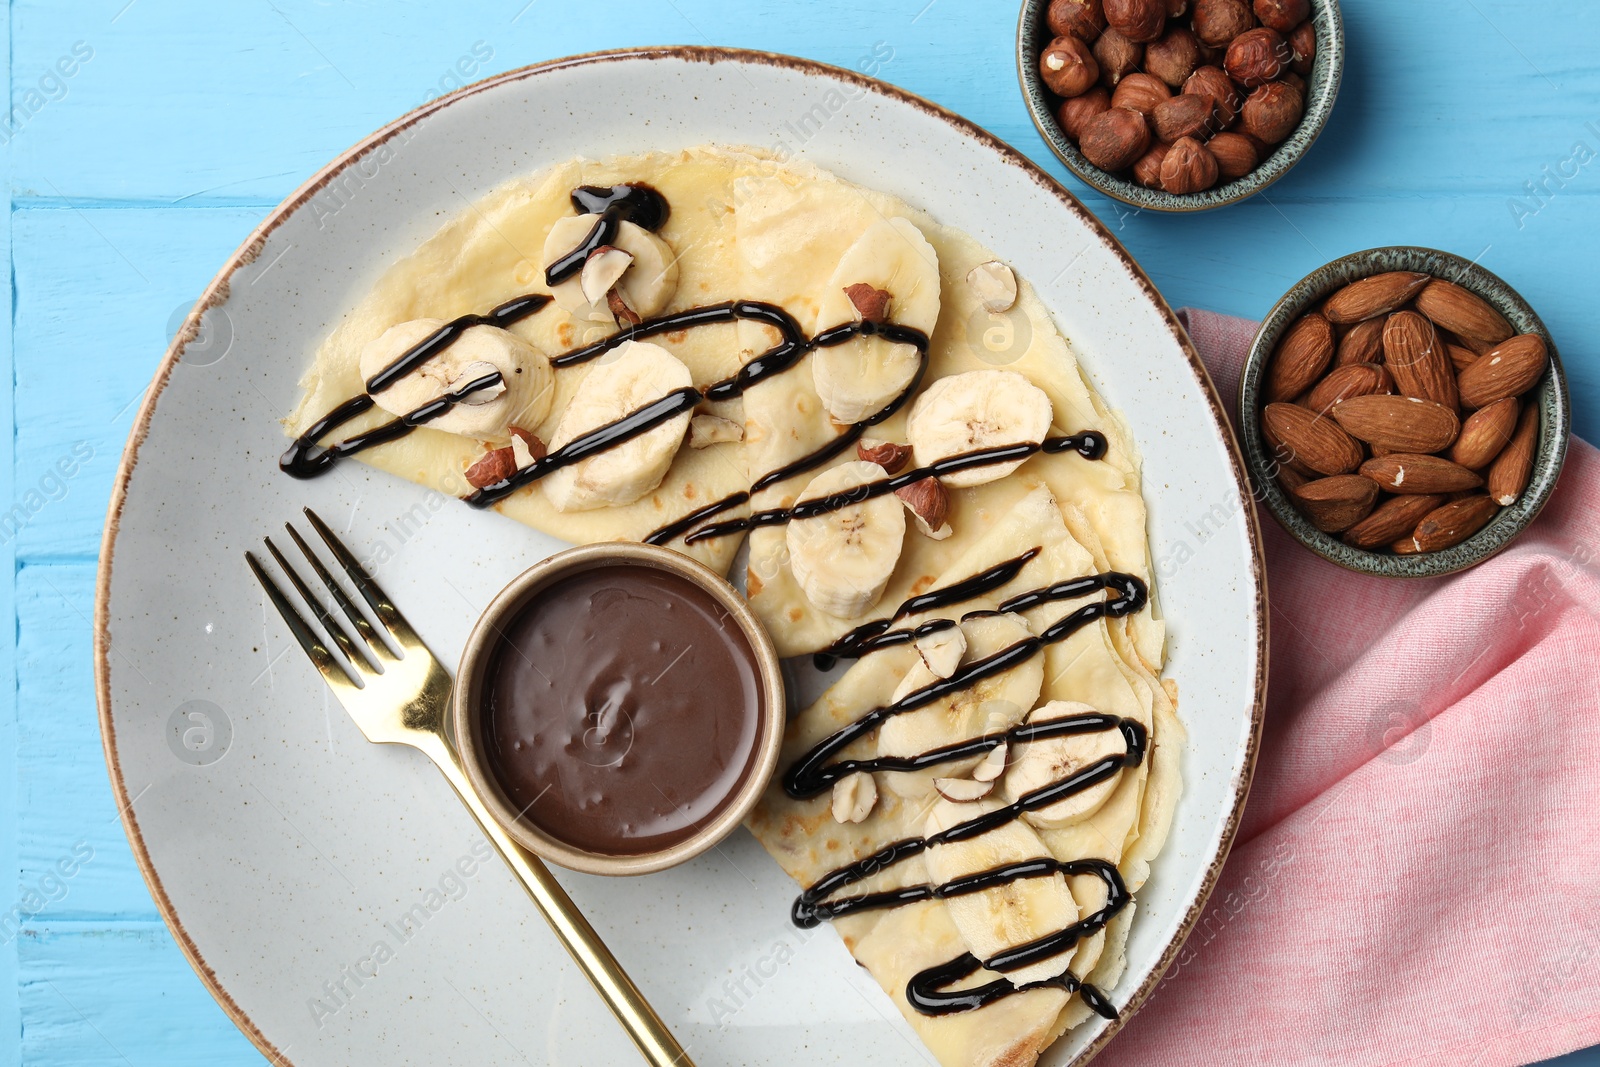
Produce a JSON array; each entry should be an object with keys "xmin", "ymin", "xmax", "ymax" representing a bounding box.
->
[
  {"xmin": 1289, "ymin": 20, "xmax": 1316, "ymax": 75},
  {"xmin": 845, "ymin": 282, "xmax": 892, "ymax": 323},
  {"xmin": 1092, "ymin": 28, "xmax": 1143, "ymax": 87},
  {"xmin": 1281, "ymin": 70, "xmax": 1306, "ymax": 96},
  {"xmin": 1225, "ymin": 27, "xmax": 1292, "ymax": 88},
  {"xmin": 1183, "ymin": 65, "xmax": 1242, "ymax": 125},
  {"xmin": 1040, "ymin": 36, "xmax": 1101, "ymax": 97},
  {"xmin": 1166, "ymin": 0, "xmax": 1189, "ymax": 13},
  {"xmin": 895, "ymin": 477, "xmax": 951, "ymax": 538},
  {"xmin": 1104, "ymin": 0, "xmax": 1167, "ymax": 42},
  {"xmin": 508, "ymin": 426, "xmax": 547, "ymax": 464},
  {"xmin": 1207, "ymin": 130, "xmax": 1259, "ymax": 179},
  {"xmin": 1152, "ymin": 93, "xmax": 1220, "ymax": 142},
  {"xmin": 1253, "ymin": 0, "xmax": 1309, "ymax": 33},
  {"xmin": 857, "ymin": 438, "xmax": 911, "ymax": 474},
  {"xmin": 1132, "ymin": 140, "xmax": 1172, "ymax": 188},
  {"xmin": 465, "ymin": 446, "xmax": 517, "ymax": 489},
  {"xmin": 1111, "ymin": 72, "xmax": 1171, "ymax": 116},
  {"xmin": 1047, "ymin": 0, "xmax": 1106, "ymax": 41},
  {"xmin": 1057, "ymin": 85, "xmax": 1112, "ymax": 138},
  {"xmin": 1080, "ymin": 106, "xmax": 1152, "ymax": 170},
  {"xmin": 1159, "ymin": 136, "xmax": 1219, "ymax": 193},
  {"xmin": 1192, "ymin": 0, "xmax": 1256, "ymax": 46},
  {"xmin": 1145, "ymin": 26, "xmax": 1204, "ymax": 87},
  {"xmin": 1240, "ymin": 80, "xmax": 1303, "ymax": 143}
]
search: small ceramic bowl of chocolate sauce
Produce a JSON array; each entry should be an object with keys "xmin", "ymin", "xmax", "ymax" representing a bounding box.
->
[{"xmin": 452, "ymin": 543, "xmax": 784, "ymax": 875}]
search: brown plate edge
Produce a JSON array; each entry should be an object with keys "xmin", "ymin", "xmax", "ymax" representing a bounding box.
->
[{"xmin": 91, "ymin": 44, "xmax": 1270, "ymax": 1067}]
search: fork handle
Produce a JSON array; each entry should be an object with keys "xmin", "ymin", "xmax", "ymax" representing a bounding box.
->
[{"xmin": 414, "ymin": 734, "xmax": 696, "ymax": 1067}]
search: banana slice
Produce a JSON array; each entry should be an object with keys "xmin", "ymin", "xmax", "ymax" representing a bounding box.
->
[
  {"xmin": 541, "ymin": 341, "xmax": 694, "ymax": 512},
  {"xmin": 357, "ymin": 320, "xmax": 555, "ymax": 441},
  {"xmin": 924, "ymin": 797, "xmax": 1079, "ymax": 988},
  {"xmin": 1003, "ymin": 701, "xmax": 1128, "ymax": 829},
  {"xmin": 786, "ymin": 461, "xmax": 905, "ymax": 619},
  {"xmin": 812, "ymin": 217, "xmax": 941, "ymax": 424},
  {"xmin": 878, "ymin": 613, "xmax": 1041, "ymax": 797},
  {"xmin": 906, "ymin": 369, "xmax": 1055, "ymax": 488},
  {"xmin": 543, "ymin": 216, "xmax": 679, "ymax": 324}
]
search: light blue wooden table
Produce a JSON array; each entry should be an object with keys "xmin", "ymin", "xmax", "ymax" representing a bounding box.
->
[{"xmin": 3, "ymin": 2, "xmax": 1595, "ymax": 1064}]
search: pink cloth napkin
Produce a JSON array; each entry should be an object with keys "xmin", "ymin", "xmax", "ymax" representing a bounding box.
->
[{"xmin": 1095, "ymin": 310, "xmax": 1600, "ymax": 1067}]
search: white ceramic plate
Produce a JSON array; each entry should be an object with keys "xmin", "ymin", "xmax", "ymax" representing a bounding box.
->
[{"xmin": 97, "ymin": 48, "xmax": 1265, "ymax": 1067}]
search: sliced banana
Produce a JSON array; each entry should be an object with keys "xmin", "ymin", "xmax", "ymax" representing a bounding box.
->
[
  {"xmin": 357, "ymin": 319, "xmax": 555, "ymax": 441},
  {"xmin": 924, "ymin": 797, "xmax": 1079, "ymax": 988},
  {"xmin": 1003, "ymin": 701, "xmax": 1128, "ymax": 829},
  {"xmin": 786, "ymin": 461, "xmax": 906, "ymax": 620},
  {"xmin": 906, "ymin": 369, "xmax": 1055, "ymax": 488},
  {"xmin": 812, "ymin": 217, "xmax": 940, "ymax": 424},
  {"xmin": 878, "ymin": 613, "xmax": 1041, "ymax": 797},
  {"xmin": 543, "ymin": 216, "xmax": 679, "ymax": 324},
  {"xmin": 541, "ymin": 341, "xmax": 694, "ymax": 512}
]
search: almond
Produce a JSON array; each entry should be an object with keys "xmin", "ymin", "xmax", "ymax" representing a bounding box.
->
[
  {"xmin": 1331, "ymin": 394, "xmax": 1459, "ymax": 453},
  {"xmin": 1260, "ymin": 410, "xmax": 1313, "ymax": 477},
  {"xmin": 1486, "ymin": 402, "xmax": 1539, "ymax": 505},
  {"xmin": 1342, "ymin": 493, "xmax": 1448, "ymax": 549},
  {"xmin": 464, "ymin": 446, "xmax": 517, "ymax": 489},
  {"xmin": 1335, "ymin": 318, "xmax": 1386, "ymax": 367},
  {"xmin": 1306, "ymin": 363, "xmax": 1391, "ymax": 414},
  {"xmin": 1288, "ymin": 475, "xmax": 1379, "ymax": 533},
  {"xmin": 1413, "ymin": 280, "xmax": 1514, "ymax": 346},
  {"xmin": 1359, "ymin": 454, "xmax": 1483, "ymax": 494},
  {"xmin": 1262, "ymin": 403, "xmax": 1364, "ymax": 476},
  {"xmin": 1390, "ymin": 536, "xmax": 1425, "ymax": 555},
  {"xmin": 1276, "ymin": 465, "xmax": 1310, "ymax": 493},
  {"xmin": 1383, "ymin": 310, "xmax": 1458, "ymax": 410},
  {"xmin": 1410, "ymin": 494, "xmax": 1500, "ymax": 553},
  {"xmin": 1445, "ymin": 341, "xmax": 1479, "ymax": 372},
  {"xmin": 1266, "ymin": 312, "xmax": 1334, "ymax": 401},
  {"xmin": 1449, "ymin": 398, "xmax": 1519, "ymax": 469},
  {"xmin": 857, "ymin": 438, "xmax": 911, "ymax": 473},
  {"xmin": 1323, "ymin": 271, "xmax": 1431, "ymax": 324},
  {"xmin": 1456, "ymin": 334, "xmax": 1548, "ymax": 409}
]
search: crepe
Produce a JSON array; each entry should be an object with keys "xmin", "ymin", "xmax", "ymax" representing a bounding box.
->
[{"xmin": 746, "ymin": 486, "xmax": 1183, "ymax": 1067}]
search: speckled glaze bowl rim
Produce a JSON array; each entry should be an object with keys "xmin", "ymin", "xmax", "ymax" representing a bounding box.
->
[
  {"xmin": 451, "ymin": 541, "xmax": 786, "ymax": 876},
  {"xmin": 1239, "ymin": 246, "xmax": 1571, "ymax": 578},
  {"xmin": 1016, "ymin": 0, "xmax": 1345, "ymax": 213}
]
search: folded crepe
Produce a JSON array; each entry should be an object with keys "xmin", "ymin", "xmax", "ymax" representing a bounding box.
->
[{"xmin": 746, "ymin": 486, "xmax": 1182, "ymax": 1067}]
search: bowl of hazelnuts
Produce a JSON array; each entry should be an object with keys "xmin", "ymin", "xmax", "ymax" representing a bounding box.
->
[
  {"xmin": 1239, "ymin": 247, "xmax": 1570, "ymax": 578},
  {"xmin": 1018, "ymin": 0, "xmax": 1344, "ymax": 210}
]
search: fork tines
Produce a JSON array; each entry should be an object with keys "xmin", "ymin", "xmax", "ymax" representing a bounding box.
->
[{"xmin": 246, "ymin": 507, "xmax": 413, "ymax": 687}]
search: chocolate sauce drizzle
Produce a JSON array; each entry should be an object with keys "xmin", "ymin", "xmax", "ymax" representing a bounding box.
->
[
  {"xmin": 681, "ymin": 432, "xmax": 1107, "ymax": 546},
  {"xmin": 543, "ymin": 183, "xmax": 670, "ymax": 286},
  {"xmin": 785, "ymin": 571, "xmax": 1146, "ymax": 800},
  {"xmin": 463, "ymin": 302, "xmax": 932, "ymax": 509},
  {"xmin": 813, "ymin": 547, "xmax": 1044, "ymax": 670},
  {"xmin": 785, "ymin": 571, "xmax": 1148, "ymax": 1020},
  {"xmin": 280, "ymin": 183, "xmax": 1111, "ymax": 549},
  {"xmin": 280, "ymin": 295, "xmax": 550, "ymax": 479}
]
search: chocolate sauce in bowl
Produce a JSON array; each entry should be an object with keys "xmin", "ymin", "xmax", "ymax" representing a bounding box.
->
[{"xmin": 480, "ymin": 564, "xmax": 764, "ymax": 856}]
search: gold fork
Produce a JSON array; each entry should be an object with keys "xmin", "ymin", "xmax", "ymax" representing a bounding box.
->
[{"xmin": 246, "ymin": 507, "xmax": 694, "ymax": 1067}]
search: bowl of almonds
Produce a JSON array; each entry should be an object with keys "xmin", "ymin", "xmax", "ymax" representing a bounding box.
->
[
  {"xmin": 1239, "ymin": 247, "xmax": 1569, "ymax": 577},
  {"xmin": 1018, "ymin": 0, "xmax": 1344, "ymax": 211}
]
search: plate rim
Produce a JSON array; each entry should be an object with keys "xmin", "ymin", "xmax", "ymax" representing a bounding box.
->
[{"xmin": 92, "ymin": 44, "xmax": 1269, "ymax": 1067}]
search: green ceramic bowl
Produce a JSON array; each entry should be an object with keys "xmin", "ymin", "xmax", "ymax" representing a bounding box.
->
[
  {"xmin": 1017, "ymin": 0, "xmax": 1344, "ymax": 212},
  {"xmin": 1239, "ymin": 247, "xmax": 1570, "ymax": 578}
]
